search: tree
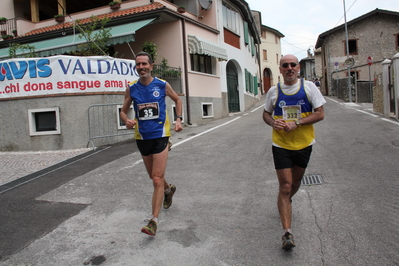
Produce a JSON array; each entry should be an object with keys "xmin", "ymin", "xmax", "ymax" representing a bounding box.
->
[
  {"xmin": 71, "ymin": 16, "xmax": 111, "ymax": 56},
  {"xmin": 8, "ymin": 43, "xmax": 36, "ymax": 58},
  {"xmin": 141, "ymin": 41, "xmax": 158, "ymax": 62}
]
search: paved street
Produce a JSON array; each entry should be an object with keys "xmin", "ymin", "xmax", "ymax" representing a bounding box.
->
[{"xmin": 1, "ymin": 96, "xmax": 399, "ymax": 265}]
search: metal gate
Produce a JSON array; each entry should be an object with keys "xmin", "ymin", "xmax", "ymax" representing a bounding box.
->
[{"xmin": 87, "ymin": 103, "xmax": 135, "ymax": 149}]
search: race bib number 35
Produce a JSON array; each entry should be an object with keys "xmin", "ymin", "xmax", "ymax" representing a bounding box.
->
[
  {"xmin": 138, "ymin": 102, "xmax": 159, "ymax": 120},
  {"xmin": 282, "ymin": 105, "xmax": 301, "ymax": 121}
]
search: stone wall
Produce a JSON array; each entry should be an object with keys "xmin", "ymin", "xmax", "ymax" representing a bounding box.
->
[
  {"xmin": 320, "ymin": 12, "xmax": 399, "ymax": 98},
  {"xmin": 373, "ymin": 73, "xmax": 384, "ymax": 114}
]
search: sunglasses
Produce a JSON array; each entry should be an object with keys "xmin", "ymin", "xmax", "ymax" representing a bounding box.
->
[{"xmin": 281, "ymin": 62, "xmax": 299, "ymax": 68}]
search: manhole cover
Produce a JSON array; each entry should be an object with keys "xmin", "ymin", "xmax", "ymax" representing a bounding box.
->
[{"xmin": 301, "ymin": 175, "xmax": 323, "ymax": 185}]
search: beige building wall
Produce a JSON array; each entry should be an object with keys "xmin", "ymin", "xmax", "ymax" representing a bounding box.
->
[{"xmin": 259, "ymin": 25, "xmax": 283, "ymax": 93}]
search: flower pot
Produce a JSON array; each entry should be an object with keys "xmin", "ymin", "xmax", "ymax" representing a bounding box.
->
[
  {"xmin": 55, "ymin": 16, "xmax": 65, "ymax": 23},
  {"xmin": 0, "ymin": 20, "xmax": 6, "ymax": 25},
  {"xmin": 110, "ymin": 3, "xmax": 121, "ymax": 10},
  {"xmin": 177, "ymin": 7, "xmax": 186, "ymax": 13}
]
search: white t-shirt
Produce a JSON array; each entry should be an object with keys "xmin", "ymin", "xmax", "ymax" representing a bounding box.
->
[{"xmin": 264, "ymin": 79, "xmax": 326, "ymax": 113}]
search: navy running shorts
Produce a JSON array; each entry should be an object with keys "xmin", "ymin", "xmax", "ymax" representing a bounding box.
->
[
  {"xmin": 272, "ymin": 145, "xmax": 313, "ymax": 169},
  {"xmin": 136, "ymin": 137, "xmax": 169, "ymax": 156}
]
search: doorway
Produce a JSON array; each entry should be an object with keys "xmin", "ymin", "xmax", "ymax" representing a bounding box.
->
[{"xmin": 227, "ymin": 61, "xmax": 240, "ymax": 112}]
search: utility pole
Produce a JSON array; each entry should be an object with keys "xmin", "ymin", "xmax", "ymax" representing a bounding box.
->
[{"xmin": 343, "ymin": 0, "xmax": 352, "ymax": 102}]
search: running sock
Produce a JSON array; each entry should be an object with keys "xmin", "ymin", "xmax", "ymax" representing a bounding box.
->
[
  {"xmin": 164, "ymin": 187, "xmax": 171, "ymax": 194},
  {"xmin": 152, "ymin": 217, "xmax": 159, "ymax": 224},
  {"xmin": 284, "ymin": 229, "xmax": 292, "ymax": 234}
]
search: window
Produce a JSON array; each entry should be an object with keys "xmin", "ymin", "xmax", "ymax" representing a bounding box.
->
[
  {"xmin": 28, "ymin": 107, "xmax": 61, "ymax": 136},
  {"xmin": 245, "ymin": 69, "xmax": 254, "ymax": 93},
  {"xmin": 117, "ymin": 104, "xmax": 134, "ymax": 130},
  {"xmin": 276, "ymin": 54, "xmax": 279, "ymax": 65},
  {"xmin": 171, "ymin": 104, "xmax": 184, "ymax": 123},
  {"xmin": 253, "ymin": 76, "xmax": 258, "ymax": 95},
  {"xmin": 190, "ymin": 54, "xmax": 213, "ymax": 74},
  {"xmin": 202, "ymin": 103, "xmax": 214, "ymax": 118},
  {"xmin": 222, "ymin": 4, "xmax": 240, "ymax": 34},
  {"xmin": 243, "ymin": 22, "xmax": 249, "ymax": 45},
  {"xmin": 348, "ymin": 70, "xmax": 360, "ymax": 79},
  {"xmin": 263, "ymin": 49, "xmax": 268, "ymax": 61},
  {"xmin": 250, "ymin": 36, "xmax": 255, "ymax": 56},
  {"xmin": 396, "ymin": 34, "xmax": 399, "ymax": 50},
  {"xmin": 275, "ymin": 35, "xmax": 279, "ymax": 44},
  {"xmin": 261, "ymin": 30, "xmax": 266, "ymax": 39},
  {"xmin": 345, "ymin": 39, "xmax": 358, "ymax": 55}
]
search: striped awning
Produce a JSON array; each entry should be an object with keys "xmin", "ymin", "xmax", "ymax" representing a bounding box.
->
[
  {"xmin": 0, "ymin": 18, "xmax": 156, "ymax": 59},
  {"xmin": 188, "ymin": 35, "xmax": 228, "ymax": 61}
]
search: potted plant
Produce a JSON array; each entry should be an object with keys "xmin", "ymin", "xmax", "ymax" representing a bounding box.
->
[
  {"xmin": 54, "ymin": 14, "xmax": 65, "ymax": 23},
  {"xmin": 0, "ymin": 17, "xmax": 7, "ymax": 25},
  {"xmin": 177, "ymin": 5, "xmax": 186, "ymax": 13},
  {"xmin": 2, "ymin": 35, "xmax": 13, "ymax": 40},
  {"xmin": 12, "ymin": 29, "xmax": 17, "ymax": 37},
  {"xmin": 109, "ymin": 1, "xmax": 121, "ymax": 10}
]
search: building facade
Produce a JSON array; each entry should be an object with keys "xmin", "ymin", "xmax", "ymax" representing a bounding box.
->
[
  {"xmin": 315, "ymin": 8, "xmax": 399, "ymax": 98},
  {"xmin": 0, "ymin": 0, "xmax": 262, "ymax": 151},
  {"xmin": 259, "ymin": 25, "xmax": 284, "ymax": 94}
]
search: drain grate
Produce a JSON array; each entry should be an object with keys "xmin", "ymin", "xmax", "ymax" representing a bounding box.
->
[{"xmin": 301, "ymin": 174, "xmax": 323, "ymax": 185}]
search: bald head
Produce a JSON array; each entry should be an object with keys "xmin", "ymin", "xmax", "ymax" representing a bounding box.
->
[
  {"xmin": 279, "ymin": 54, "xmax": 300, "ymax": 85},
  {"xmin": 280, "ymin": 54, "xmax": 299, "ymax": 67}
]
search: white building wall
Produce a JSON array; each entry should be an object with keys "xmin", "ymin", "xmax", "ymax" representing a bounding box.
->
[{"xmin": 217, "ymin": 0, "xmax": 260, "ymax": 112}]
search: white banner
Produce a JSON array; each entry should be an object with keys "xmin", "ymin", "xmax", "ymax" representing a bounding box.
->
[{"xmin": 0, "ymin": 55, "xmax": 139, "ymax": 99}]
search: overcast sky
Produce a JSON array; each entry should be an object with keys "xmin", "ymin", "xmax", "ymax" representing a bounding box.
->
[{"xmin": 245, "ymin": 0, "xmax": 399, "ymax": 61}]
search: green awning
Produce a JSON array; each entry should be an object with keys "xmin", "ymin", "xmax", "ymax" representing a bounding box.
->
[
  {"xmin": 188, "ymin": 35, "xmax": 228, "ymax": 61},
  {"xmin": 0, "ymin": 18, "xmax": 155, "ymax": 59}
]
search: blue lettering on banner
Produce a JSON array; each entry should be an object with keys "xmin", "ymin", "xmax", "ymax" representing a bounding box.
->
[
  {"xmin": 56, "ymin": 58, "xmax": 136, "ymax": 76},
  {"xmin": 0, "ymin": 57, "xmax": 136, "ymax": 83},
  {"xmin": 111, "ymin": 61, "xmax": 120, "ymax": 74},
  {"xmin": 0, "ymin": 59, "xmax": 51, "ymax": 81},
  {"xmin": 98, "ymin": 60, "xmax": 110, "ymax": 74},
  {"xmin": 72, "ymin": 60, "xmax": 85, "ymax": 74}
]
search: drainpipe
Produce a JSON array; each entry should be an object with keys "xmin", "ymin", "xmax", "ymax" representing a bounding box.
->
[
  {"xmin": 256, "ymin": 43, "xmax": 262, "ymax": 95},
  {"xmin": 181, "ymin": 18, "xmax": 191, "ymax": 125}
]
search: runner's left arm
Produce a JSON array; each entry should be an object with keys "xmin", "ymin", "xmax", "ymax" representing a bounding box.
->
[{"xmin": 166, "ymin": 82, "xmax": 183, "ymax": 132}]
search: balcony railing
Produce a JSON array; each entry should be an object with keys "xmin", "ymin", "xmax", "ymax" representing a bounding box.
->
[
  {"xmin": 152, "ymin": 64, "xmax": 183, "ymax": 94},
  {"xmin": 0, "ymin": 18, "xmax": 17, "ymax": 40}
]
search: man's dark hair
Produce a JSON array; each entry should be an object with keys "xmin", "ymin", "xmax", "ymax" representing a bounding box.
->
[{"xmin": 135, "ymin": 51, "xmax": 153, "ymax": 64}]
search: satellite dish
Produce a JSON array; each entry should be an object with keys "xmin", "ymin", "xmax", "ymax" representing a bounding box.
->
[{"xmin": 199, "ymin": 0, "xmax": 212, "ymax": 10}]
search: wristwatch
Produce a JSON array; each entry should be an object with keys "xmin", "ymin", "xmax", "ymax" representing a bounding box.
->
[
  {"xmin": 295, "ymin": 120, "xmax": 301, "ymax": 126},
  {"xmin": 176, "ymin": 116, "xmax": 183, "ymax": 121}
]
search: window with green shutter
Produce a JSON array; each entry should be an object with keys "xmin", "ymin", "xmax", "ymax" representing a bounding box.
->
[
  {"xmin": 251, "ymin": 36, "xmax": 255, "ymax": 56},
  {"xmin": 253, "ymin": 76, "xmax": 258, "ymax": 95},
  {"xmin": 243, "ymin": 21, "xmax": 249, "ymax": 45}
]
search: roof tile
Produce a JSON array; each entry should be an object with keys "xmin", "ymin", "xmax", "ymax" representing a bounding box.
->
[{"xmin": 23, "ymin": 2, "xmax": 165, "ymax": 37}]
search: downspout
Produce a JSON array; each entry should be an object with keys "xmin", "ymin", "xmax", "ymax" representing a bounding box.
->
[
  {"xmin": 181, "ymin": 18, "xmax": 191, "ymax": 125},
  {"xmin": 257, "ymin": 43, "xmax": 262, "ymax": 95}
]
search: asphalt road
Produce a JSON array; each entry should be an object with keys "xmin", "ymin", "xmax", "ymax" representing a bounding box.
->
[{"xmin": 0, "ymin": 96, "xmax": 398, "ymax": 265}]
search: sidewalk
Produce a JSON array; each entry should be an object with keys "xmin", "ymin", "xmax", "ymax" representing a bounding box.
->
[{"xmin": 0, "ymin": 148, "xmax": 91, "ymax": 187}]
